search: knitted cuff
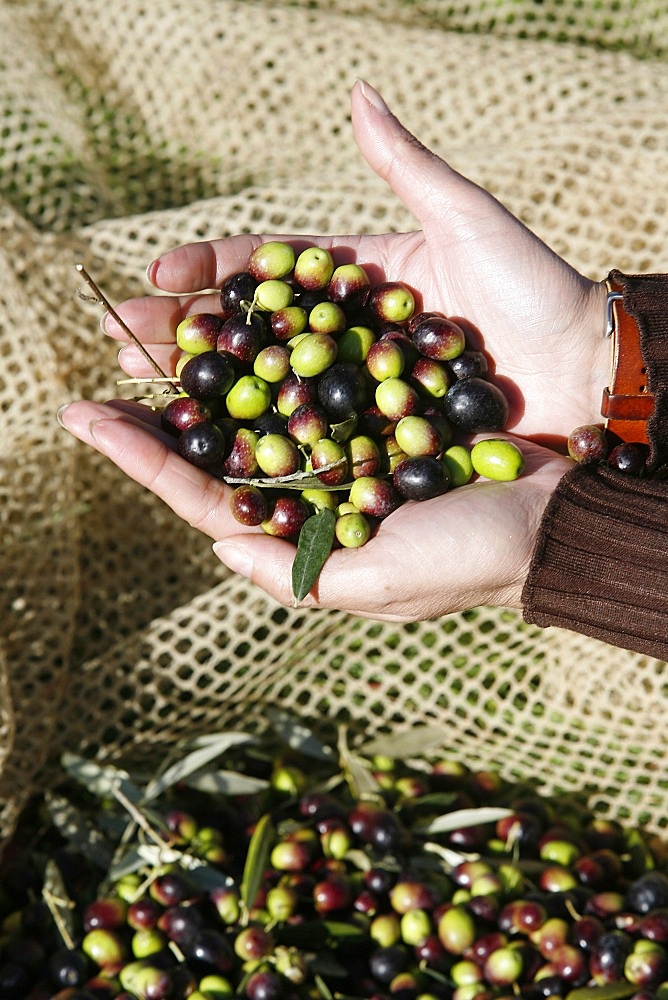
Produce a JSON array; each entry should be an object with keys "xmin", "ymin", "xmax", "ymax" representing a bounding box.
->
[{"xmin": 522, "ymin": 462, "xmax": 668, "ymax": 660}]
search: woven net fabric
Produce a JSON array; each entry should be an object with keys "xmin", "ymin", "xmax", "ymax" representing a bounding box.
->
[{"xmin": 1, "ymin": 0, "xmax": 667, "ymax": 840}]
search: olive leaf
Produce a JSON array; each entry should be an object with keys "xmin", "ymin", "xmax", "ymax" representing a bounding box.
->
[
  {"xmin": 240, "ymin": 813, "xmax": 275, "ymax": 914},
  {"xmin": 314, "ymin": 973, "xmax": 337, "ymax": 998},
  {"xmin": 565, "ymin": 983, "xmax": 638, "ymax": 1000},
  {"xmin": 143, "ymin": 732, "xmax": 254, "ymax": 803},
  {"xmin": 337, "ymin": 727, "xmax": 381, "ymax": 799},
  {"xmin": 362, "ymin": 726, "xmax": 451, "ymax": 759},
  {"xmin": 417, "ymin": 806, "xmax": 514, "ymax": 835},
  {"xmin": 44, "ymin": 791, "xmax": 113, "ymax": 869},
  {"xmin": 266, "ymin": 706, "xmax": 336, "ymax": 761},
  {"xmin": 329, "ymin": 414, "xmax": 358, "ymax": 443},
  {"xmin": 291, "ymin": 507, "xmax": 336, "ymax": 602},
  {"xmin": 60, "ymin": 753, "xmax": 143, "ymax": 804},
  {"xmin": 223, "ymin": 468, "xmax": 354, "ymax": 492},
  {"xmin": 184, "ymin": 769, "xmax": 270, "ymax": 796},
  {"xmin": 108, "ymin": 846, "xmax": 150, "ymax": 883}
]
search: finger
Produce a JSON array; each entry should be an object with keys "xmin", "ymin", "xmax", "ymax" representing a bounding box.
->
[
  {"xmin": 117, "ymin": 343, "xmax": 183, "ymax": 378},
  {"xmin": 146, "ymin": 234, "xmax": 267, "ymax": 294},
  {"xmin": 146, "ymin": 232, "xmax": 377, "ymax": 296},
  {"xmin": 105, "ymin": 398, "xmax": 166, "ymax": 429},
  {"xmin": 102, "ymin": 292, "xmax": 223, "ymax": 342},
  {"xmin": 213, "ymin": 534, "xmax": 318, "ymax": 610},
  {"xmin": 211, "ymin": 534, "xmax": 386, "ymax": 618},
  {"xmin": 351, "ymin": 80, "xmax": 510, "ymax": 234},
  {"xmin": 58, "ymin": 400, "xmax": 240, "ymax": 540}
]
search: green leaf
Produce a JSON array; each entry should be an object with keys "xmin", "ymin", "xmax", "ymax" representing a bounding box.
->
[
  {"xmin": 240, "ymin": 813, "xmax": 275, "ymax": 912},
  {"xmin": 329, "ymin": 414, "xmax": 358, "ymax": 443},
  {"xmin": 44, "ymin": 792, "xmax": 113, "ymax": 869},
  {"xmin": 566, "ymin": 982, "xmax": 638, "ymax": 1000},
  {"xmin": 362, "ymin": 726, "xmax": 451, "ymax": 759},
  {"xmin": 418, "ymin": 806, "xmax": 514, "ymax": 835},
  {"xmin": 187, "ymin": 865, "xmax": 237, "ymax": 893},
  {"xmin": 108, "ymin": 847, "xmax": 149, "ymax": 883},
  {"xmin": 60, "ymin": 753, "xmax": 142, "ymax": 803},
  {"xmin": 291, "ymin": 508, "xmax": 336, "ymax": 602},
  {"xmin": 184, "ymin": 769, "xmax": 270, "ymax": 796},
  {"xmin": 266, "ymin": 707, "xmax": 335, "ymax": 761},
  {"xmin": 277, "ymin": 920, "xmax": 367, "ymax": 950},
  {"xmin": 337, "ymin": 730, "xmax": 381, "ymax": 798},
  {"xmin": 314, "ymin": 973, "xmax": 336, "ymax": 998},
  {"xmin": 397, "ymin": 791, "xmax": 460, "ymax": 815},
  {"xmin": 143, "ymin": 733, "xmax": 253, "ymax": 802},
  {"xmin": 186, "ymin": 732, "xmax": 256, "ymax": 750}
]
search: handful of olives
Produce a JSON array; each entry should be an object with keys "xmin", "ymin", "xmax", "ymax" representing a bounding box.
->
[{"xmin": 156, "ymin": 242, "xmax": 524, "ymax": 598}]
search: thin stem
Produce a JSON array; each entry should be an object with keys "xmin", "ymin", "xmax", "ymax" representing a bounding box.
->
[{"xmin": 76, "ymin": 264, "xmax": 180, "ymax": 393}]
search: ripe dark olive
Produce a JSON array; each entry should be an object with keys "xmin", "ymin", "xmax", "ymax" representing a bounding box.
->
[
  {"xmin": 369, "ymin": 944, "xmax": 409, "ymax": 984},
  {"xmin": 186, "ymin": 927, "xmax": 235, "ymax": 972},
  {"xmin": 607, "ymin": 442, "xmax": 646, "ymax": 475},
  {"xmin": 161, "ymin": 396, "xmax": 212, "ymax": 436},
  {"xmin": 180, "ymin": 350, "xmax": 235, "ymax": 399},
  {"xmin": 47, "ymin": 947, "xmax": 91, "ymax": 988},
  {"xmin": 230, "ymin": 484, "xmax": 269, "ymax": 526},
  {"xmin": 393, "ymin": 456, "xmax": 450, "ymax": 500},
  {"xmin": 317, "ymin": 362, "xmax": 368, "ymax": 421},
  {"xmin": 177, "ymin": 422, "xmax": 226, "ymax": 468},
  {"xmin": 245, "ymin": 968, "xmax": 285, "ymax": 1000},
  {"xmin": 448, "ymin": 349, "xmax": 489, "ymax": 380},
  {"xmin": 220, "ymin": 271, "xmax": 258, "ymax": 319},
  {"xmin": 567, "ymin": 424, "xmax": 608, "ymax": 463},
  {"xmin": 626, "ymin": 872, "xmax": 668, "ymax": 914},
  {"xmin": 217, "ymin": 311, "xmax": 267, "ymax": 364},
  {"xmin": 444, "ymin": 377, "xmax": 510, "ymax": 431}
]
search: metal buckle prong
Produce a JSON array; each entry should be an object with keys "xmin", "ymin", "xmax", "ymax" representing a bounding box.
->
[{"xmin": 606, "ymin": 290, "xmax": 623, "ymax": 338}]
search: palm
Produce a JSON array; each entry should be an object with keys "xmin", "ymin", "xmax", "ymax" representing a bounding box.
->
[
  {"xmin": 324, "ymin": 229, "xmax": 604, "ymax": 439},
  {"xmin": 231, "ymin": 440, "xmax": 572, "ymax": 621}
]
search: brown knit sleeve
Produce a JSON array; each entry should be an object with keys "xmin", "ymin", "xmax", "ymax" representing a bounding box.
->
[
  {"xmin": 522, "ymin": 463, "xmax": 668, "ymax": 659},
  {"xmin": 522, "ymin": 270, "xmax": 668, "ymax": 659}
]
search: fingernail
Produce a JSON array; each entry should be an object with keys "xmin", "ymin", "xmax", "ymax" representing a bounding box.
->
[
  {"xmin": 146, "ymin": 259, "xmax": 160, "ymax": 284},
  {"xmin": 213, "ymin": 541, "xmax": 253, "ymax": 579},
  {"xmin": 99, "ymin": 311, "xmax": 109, "ymax": 333},
  {"xmin": 56, "ymin": 403, "xmax": 69, "ymax": 428},
  {"xmin": 357, "ymin": 79, "xmax": 390, "ymax": 114}
]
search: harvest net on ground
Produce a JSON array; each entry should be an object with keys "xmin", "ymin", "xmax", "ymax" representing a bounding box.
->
[{"xmin": 1, "ymin": 0, "xmax": 667, "ymax": 842}]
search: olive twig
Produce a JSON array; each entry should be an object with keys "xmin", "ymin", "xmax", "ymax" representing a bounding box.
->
[{"xmin": 75, "ymin": 263, "xmax": 180, "ymax": 393}]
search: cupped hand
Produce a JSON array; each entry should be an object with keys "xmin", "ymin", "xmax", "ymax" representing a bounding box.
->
[
  {"xmin": 59, "ymin": 79, "xmax": 603, "ymax": 619},
  {"xmin": 57, "ymin": 397, "xmax": 571, "ymax": 619}
]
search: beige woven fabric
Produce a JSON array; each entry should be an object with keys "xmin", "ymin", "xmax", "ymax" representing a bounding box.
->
[{"xmin": 1, "ymin": 0, "xmax": 667, "ymax": 841}]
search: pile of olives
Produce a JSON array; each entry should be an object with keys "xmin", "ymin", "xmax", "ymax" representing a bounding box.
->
[
  {"xmin": 1, "ymin": 737, "xmax": 667, "ymax": 1000},
  {"xmin": 158, "ymin": 242, "xmax": 524, "ymax": 556}
]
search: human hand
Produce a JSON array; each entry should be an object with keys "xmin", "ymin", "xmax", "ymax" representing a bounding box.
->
[
  {"xmin": 58, "ymin": 396, "xmax": 571, "ymax": 619},
  {"xmin": 59, "ymin": 80, "xmax": 605, "ymax": 619}
]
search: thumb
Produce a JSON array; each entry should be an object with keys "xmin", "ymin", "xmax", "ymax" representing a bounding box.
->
[{"xmin": 350, "ymin": 79, "xmax": 501, "ymax": 232}]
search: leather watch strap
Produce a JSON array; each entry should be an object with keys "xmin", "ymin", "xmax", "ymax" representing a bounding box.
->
[{"xmin": 600, "ymin": 274, "xmax": 654, "ymax": 445}]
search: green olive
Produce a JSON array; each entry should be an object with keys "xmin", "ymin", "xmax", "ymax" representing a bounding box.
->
[
  {"xmin": 442, "ymin": 444, "xmax": 474, "ymax": 487},
  {"xmin": 470, "ymin": 439, "xmax": 525, "ymax": 481}
]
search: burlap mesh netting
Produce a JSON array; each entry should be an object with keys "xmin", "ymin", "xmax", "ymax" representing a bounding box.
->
[{"xmin": 1, "ymin": 0, "xmax": 667, "ymax": 843}]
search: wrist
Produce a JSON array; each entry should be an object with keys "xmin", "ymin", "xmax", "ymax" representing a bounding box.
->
[
  {"xmin": 492, "ymin": 450, "xmax": 574, "ymax": 612},
  {"xmin": 578, "ymin": 278, "xmax": 612, "ymax": 431}
]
